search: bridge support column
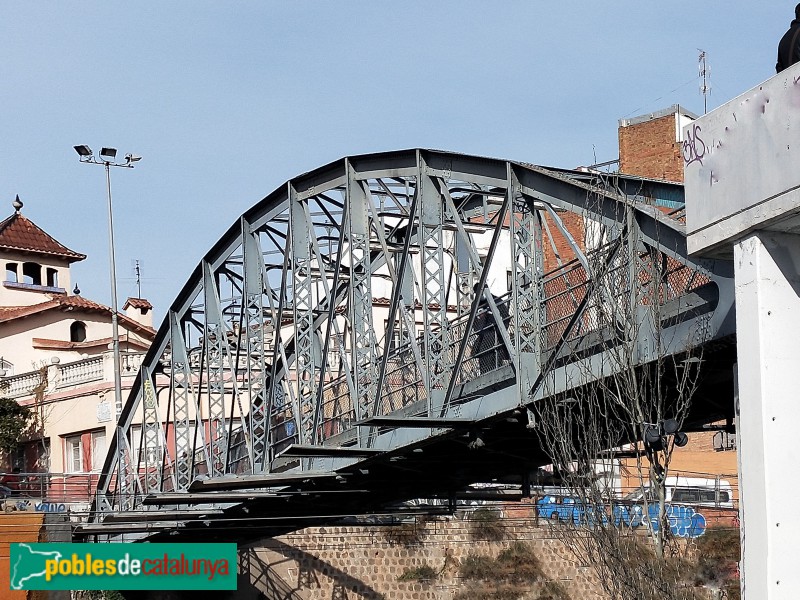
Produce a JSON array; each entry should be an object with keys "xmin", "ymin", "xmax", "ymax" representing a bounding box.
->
[{"xmin": 735, "ymin": 231, "xmax": 800, "ymax": 599}]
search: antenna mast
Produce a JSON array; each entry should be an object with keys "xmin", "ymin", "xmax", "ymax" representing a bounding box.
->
[
  {"xmin": 698, "ymin": 49, "xmax": 711, "ymax": 114},
  {"xmin": 134, "ymin": 259, "xmax": 141, "ymax": 299}
]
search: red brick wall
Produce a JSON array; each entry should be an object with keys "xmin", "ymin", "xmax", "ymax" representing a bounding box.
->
[
  {"xmin": 619, "ymin": 114, "xmax": 685, "ymax": 182},
  {"xmin": 542, "ymin": 212, "xmax": 586, "ymax": 273},
  {"xmin": 620, "ymin": 430, "xmax": 739, "ymax": 503}
]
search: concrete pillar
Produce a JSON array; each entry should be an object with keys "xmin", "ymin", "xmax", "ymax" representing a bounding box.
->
[{"xmin": 734, "ymin": 231, "xmax": 800, "ymax": 599}]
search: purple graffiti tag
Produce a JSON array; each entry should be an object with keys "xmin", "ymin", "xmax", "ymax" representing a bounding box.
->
[{"xmin": 683, "ymin": 123, "xmax": 706, "ymax": 167}]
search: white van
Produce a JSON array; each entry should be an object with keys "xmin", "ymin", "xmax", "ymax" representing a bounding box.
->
[{"xmin": 624, "ymin": 476, "xmax": 734, "ymax": 509}]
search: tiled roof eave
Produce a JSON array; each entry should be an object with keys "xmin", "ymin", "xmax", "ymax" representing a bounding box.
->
[
  {"xmin": 0, "ymin": 300, "xmax": 156, "ymax": 340},
  {"xmin": 0, "ymin": 243, "xmax": 86, "ymax": 262}
]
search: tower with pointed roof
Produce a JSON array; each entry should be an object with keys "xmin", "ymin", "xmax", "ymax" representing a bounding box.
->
[
  {"xmin": 0, "ymin": 198, "xmax": 156, "ymax": 483},
  {"xmin": 0, "ymin": 195, "xmax": 86, "ymax": 307}
]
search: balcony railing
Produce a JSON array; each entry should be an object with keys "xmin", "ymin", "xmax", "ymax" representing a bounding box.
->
[
  {"xmin": 2, "ymin": 370, "xmax": 42, "ymax": 399},
  {"xmin": 120, "ymin": 353, "xmax": 145, "ymax": 376},
  {"xmin": 58, "ymin": 356, "xmax": 104, "ymax": 387},
  {"xmin": 0, "ymin": 352, "xmax": 147, "ymax": 400}
]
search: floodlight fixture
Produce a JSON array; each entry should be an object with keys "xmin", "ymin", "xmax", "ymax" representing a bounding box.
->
[
  {"xmin": 663, "ymin": 418, "xmax": 679, "ymax": 435},
  {"xmin": 674, "ymin": 432, "xmax": 689, "ymax": 447},
  {"xmin": 74, "ymin": 143, "xmax": 140, "ymax": 430},
  {"xmin": 644, "ymin": 426, "xmax": 663, "ymax": 451}
]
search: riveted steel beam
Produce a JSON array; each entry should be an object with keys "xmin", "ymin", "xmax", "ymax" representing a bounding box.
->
[
  {"xmin": 417, "ymin": 152, "xmax": 449, "ymax": 416},
  {"xmin": 346, "ymin": 160, "xmax": 378, "ymax": 428}
]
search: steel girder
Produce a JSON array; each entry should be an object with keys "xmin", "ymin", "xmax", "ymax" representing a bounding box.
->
[{"xmin": 92, "ymin": 149, "xmax": 735, "ymax": 524}]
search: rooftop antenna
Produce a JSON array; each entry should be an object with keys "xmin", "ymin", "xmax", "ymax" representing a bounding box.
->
[
  {"xmin": 698, "ymin": 49, "xmax": 711, "ymax": 114},
  {"xmin": 134, "ymin": 259, "xmax": 142, "ymax": 298}
]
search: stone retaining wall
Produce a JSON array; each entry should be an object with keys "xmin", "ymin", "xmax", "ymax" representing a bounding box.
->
[{"xmin": 242, "ymin": 505, "xmax": 604, "ymax": 599}]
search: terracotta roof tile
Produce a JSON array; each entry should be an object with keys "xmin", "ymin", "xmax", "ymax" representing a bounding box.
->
[
  {"xmin": 0, "ymin": 295, "xmax": 156, "ymax": 338},
  {"xmin": 0, "ymin": 210, "xmax": 85, "ymax": 262},
  {"xmin": 123, "ymin": 297, "xmax": 153, "ymax": 310}
]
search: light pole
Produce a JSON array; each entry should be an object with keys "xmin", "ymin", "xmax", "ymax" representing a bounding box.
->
[{"xmin": 74, "ymin": 145, "xmax": 141, "ymax": 421}]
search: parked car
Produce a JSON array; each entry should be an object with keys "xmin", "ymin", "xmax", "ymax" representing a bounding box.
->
[{"xmin": 622, "ymin": 477, "xmax": 734, "ymax": 509}]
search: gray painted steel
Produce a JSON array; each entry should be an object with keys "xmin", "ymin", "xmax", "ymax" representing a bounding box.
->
[{"xmin": 90, "ymin": 149, "xmax": 735, "ymax": 537}]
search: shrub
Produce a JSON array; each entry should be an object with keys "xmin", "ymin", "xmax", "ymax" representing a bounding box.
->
[
  {"xmin": 496, "ymin": 541, "xmax": 544, "ymax": 583},
  {"xmin": 397, "ymin": 563, "xmax": 438, "ymax": 583},
  {"xmin": 693, "ymin": 528, "xmax": 740, "ymax": 595},
  {"xmin": 457, "ymin": 543, "xmax": 567, "ymax": 600},
  {"xmin": 453, "ymin": 582, "xmax": 525, "ymax": 600},
  {"xmin": 537, "ymin": 579, "xmax": 570, "ymax": 600},
  {"xmin": 470, "ymin": 507, "xmax": 505, "ymax": 541},
  {"xmin": 459, "ymin": 553, "xmax": 496, "ymax": 581},
  {"xmin": 381, "ymin": 520, "xmax": 426, "ymax": 546}
]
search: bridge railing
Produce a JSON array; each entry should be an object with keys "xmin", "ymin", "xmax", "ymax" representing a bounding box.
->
[
  {"xmin": 0, "ymin": 471, "xmax": 98, "ymax": 505},
  {"xmin": 312, "ymin": 233, "xmax": 717, "ymax": 444},
  {"xmin": 314, "ymin": 293, "xmax": 516, "ymax": 441}
]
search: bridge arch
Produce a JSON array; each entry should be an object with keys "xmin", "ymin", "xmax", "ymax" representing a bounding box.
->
[{"xmin": 90, "ymin": 149, "xmax": 735, "ymax": 538}]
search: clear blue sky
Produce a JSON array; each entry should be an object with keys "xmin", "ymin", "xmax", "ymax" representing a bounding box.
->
[{"xmin": 0, "ymin": 3, "xmax": 790, "ymax": 325}]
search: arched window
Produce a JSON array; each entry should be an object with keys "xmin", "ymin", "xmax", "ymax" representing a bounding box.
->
[
  {"xmin": 70, "ymin": 321, "xmax": 87, "ymax": 343},
  {"xmin": 5, "ymin": 262, "xmax": 17, "ymax": 282},
  {"xmin": 22, "ymin": 262, "xmax": 41, "ymax": 285}
]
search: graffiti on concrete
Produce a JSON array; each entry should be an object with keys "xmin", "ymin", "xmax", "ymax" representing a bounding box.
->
[
  {"xmin": 536, "ymin": 495, "xmax": 707, "ymax": 538},
  {"xmin": 682, "ymin": 123, "xmax": 707, "ymax": 167},
  {"xmin": 34, "ymin": 502, "xmax": 67, "ymax": 513},
  {"xmin": 613, "ymin": 502, "xmax": 706, "ymax": 538}
]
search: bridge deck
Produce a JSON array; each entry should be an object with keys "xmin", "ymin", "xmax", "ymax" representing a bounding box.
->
[{"xmin": 86, "ymin": 150, "xmax": 736, "ymax": 541}]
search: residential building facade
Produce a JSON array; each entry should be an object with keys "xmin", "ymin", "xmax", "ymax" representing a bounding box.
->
[{"xmin": 0, "ymin": 197, "xmax": 155, "ymax": 500}]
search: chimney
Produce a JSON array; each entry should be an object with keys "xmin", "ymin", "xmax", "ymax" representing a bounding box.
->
[{"xmin": 122, "ymin": 297, "xmax": 153, "ymax": 329}]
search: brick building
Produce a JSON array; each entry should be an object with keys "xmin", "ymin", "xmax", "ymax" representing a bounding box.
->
[
  {"xmin": 618, "ymin": 104, "xmax": 698, "ymax": 183},
  {"xmin": 617, "ymin": 105, "xmax": 738, "ymax": 503}
]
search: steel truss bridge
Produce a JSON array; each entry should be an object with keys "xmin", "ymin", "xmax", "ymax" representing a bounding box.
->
[{"xmin": 85, "ymin": 150, "xmax": 736, "ymax": 541}]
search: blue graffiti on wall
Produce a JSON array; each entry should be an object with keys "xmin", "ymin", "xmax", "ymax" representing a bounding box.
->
[
  {"xmin": 613, "ymin": 502, "xmax": 706, "ymax": 538},
  {"xmin": 537, "ymin": 495, "xmax": 706, "ymax": 538},
  {"xmin": 34, "ymin": 502, "xmax": 67, "ymax": 513}
]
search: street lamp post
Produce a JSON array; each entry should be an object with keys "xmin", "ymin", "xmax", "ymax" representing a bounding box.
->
[{"xmin": 74, "ymin": 145, "xmax": 141, "ymax": 422}]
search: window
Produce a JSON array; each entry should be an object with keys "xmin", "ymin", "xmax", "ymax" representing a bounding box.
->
[
  {"xmin": 91, "ymin": 431, "xmax": 106, "ymax": 472},
  {"xmin": 70, "ymin": 321, "xmax": 87, "ymax": 343},
  {"xmin": 0, "ymin": 358, "xmax": 13, "ymax": 377},
  {"xmin": 383, "ymin": 321, "xmax": 401, "ymax": 354},
  {"xmin": 46, "ymin": 268, "xmax": 58, "ymax": 288},
  {"xmin": 129, "ymin": 424, "xmax": 168, "ymax": 467},
  {"xmin": 5, "ymin": 262, "xmax": 17, "ymax": 282},
  {"xmin": 65, "ymin": 430, "xmax": 106, "ymax": 473},
  {"xmin": 22, "ymin": 262, "xmax": 41, "ymax": 285},
  {"xmin": 327, "ymin": 333, "xmax": 343, "ymax": 369},
  {"xmin": 671, "ymin": 487, "xmax": 701, "ymax": 503},
  {"xmin": 65, "ymin": 435, "xmax": 82, "ymax": 473}
]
